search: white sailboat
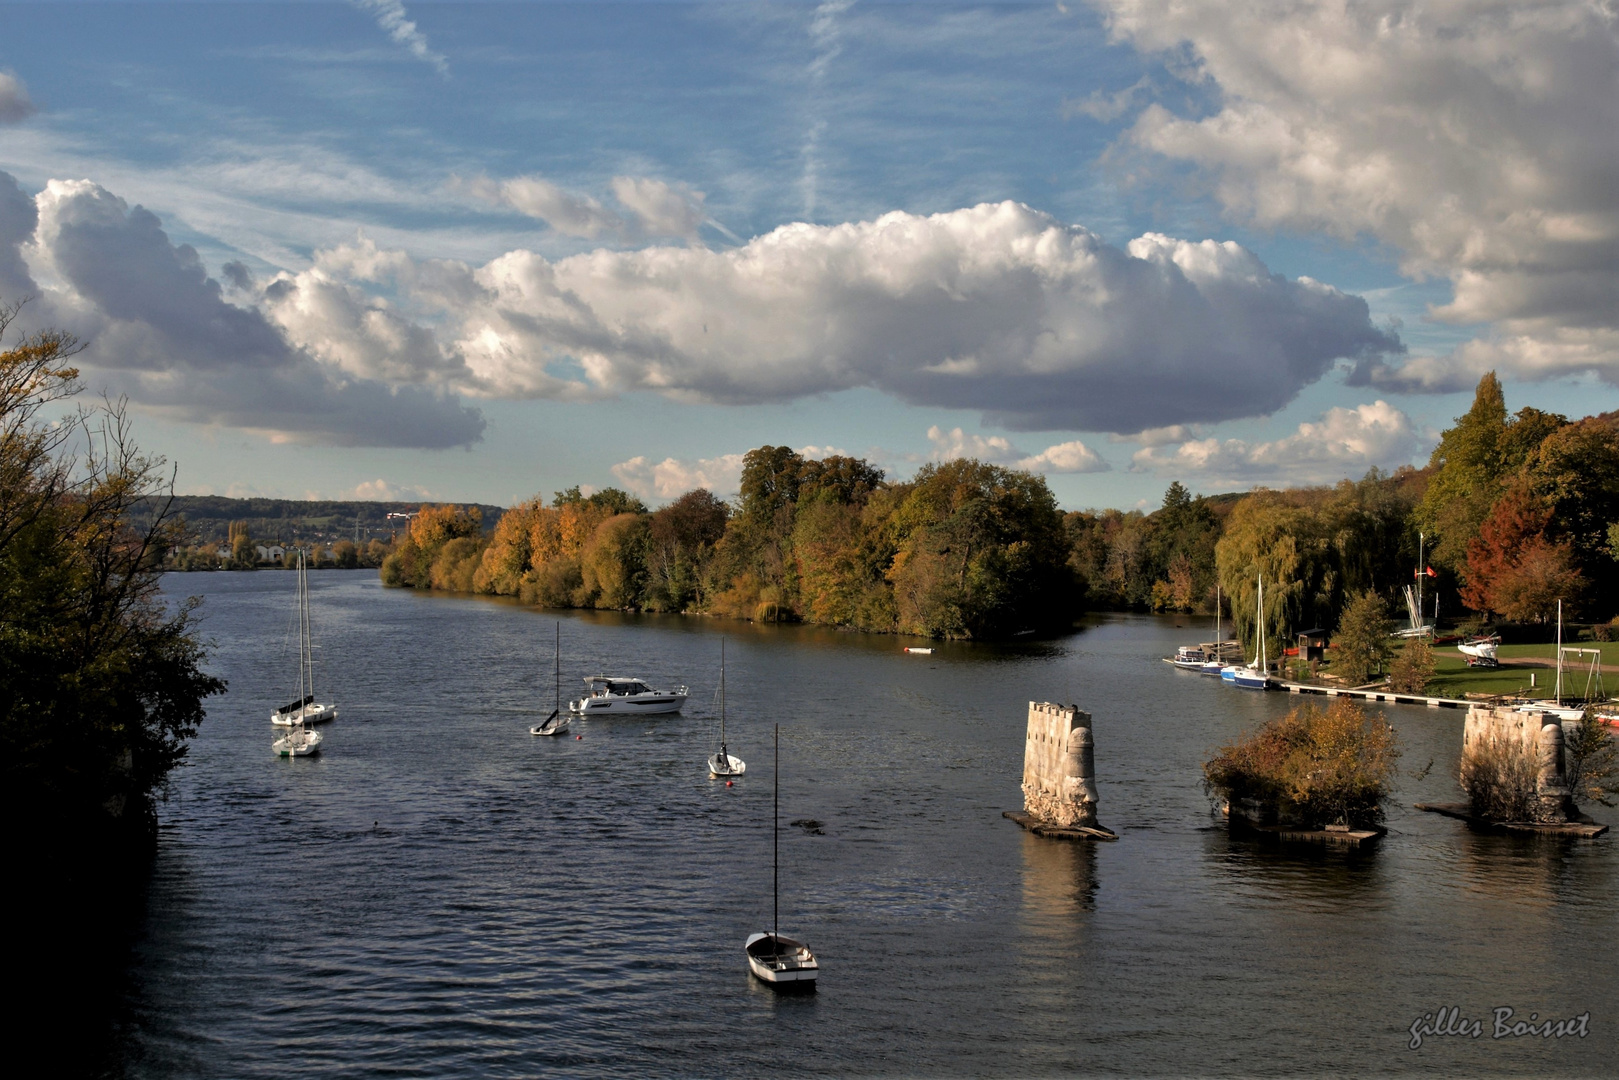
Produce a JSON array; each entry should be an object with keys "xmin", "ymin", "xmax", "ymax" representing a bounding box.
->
[
  {"xmin": 745, "ymin": 724, "xmax": 817, "ymax": 991},
  {"xmin": 531, "ymin": 623, "xmax": 571, "ymax": 736},
  {"xmin": 271, "ymin": 549, "xmax": 337, "ymax": 726},
  {"xmin": 709, "ymin": 639, "xmax": 745, "ymax": 777},
  {"xmin": 272, "ymin": 550, "xmax": 326, "ymax": 758},
  {"xmin": 1229, "ymin": 575, "xmax": 1269, "ymax": 689}
]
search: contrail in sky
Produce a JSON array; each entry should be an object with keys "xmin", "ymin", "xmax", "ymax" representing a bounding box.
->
[
  {"xmin": 802, "ymin": 0, "xmax": 855, "ymax": 221},
  {"xmin": 353, "ymin": 0, "xmax": 449, "ymax": 77}
]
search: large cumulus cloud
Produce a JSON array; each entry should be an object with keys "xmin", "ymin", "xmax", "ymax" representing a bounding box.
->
[
  {"xmin": 5, "ymin": 175, "xmax": 483, "ymax": 448},
  {"xmin": 452, "ymin": 201, "xmax": 1399, "ymax": 433},
  {"xmin": 1092, "ymin": 0, "xmax": 1619, "ymax": 389}
]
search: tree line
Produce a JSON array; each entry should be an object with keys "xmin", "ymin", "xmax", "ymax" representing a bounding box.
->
[{"xmin": 384, "ymin": 373, "xmax": 1619, "ymax": 648}]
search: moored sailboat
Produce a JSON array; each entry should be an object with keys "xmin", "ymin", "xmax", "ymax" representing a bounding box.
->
[
  {"xmin": 708, "ymin": 639, "xmax": 745, "ymax": 777},
  {"xmin": 1228, "ymin": 575, "xmax": 1270, "ymax": 690},
  {"xmin": 745, "ymin": 724, "xmax": 817, "ymax": 991},
  {"xmin": 272, "ymin": 550, "xmax": 327, "ymax": 757},
  {"xmin": 532, "ymin": 623, "xmax": 571, "ymax": 736},
  {"xmin": 271, "ymin": 549, "xmax": 337, "ymax": 726}
]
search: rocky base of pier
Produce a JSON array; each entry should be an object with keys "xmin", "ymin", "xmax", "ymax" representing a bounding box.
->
[
  {"xmin": 1003, "ymin": 810, "xmax": 1118, "ymax": 841},
  {"xmin": 1415, "ymin": 802, "xmax": 1609, "ymax": 838}
]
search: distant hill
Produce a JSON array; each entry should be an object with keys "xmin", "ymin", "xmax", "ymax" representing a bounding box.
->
[{"xmin": 139, "ymin": 496, "xmax": 507, "ymax": 546}]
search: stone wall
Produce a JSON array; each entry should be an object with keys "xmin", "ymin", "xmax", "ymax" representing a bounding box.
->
[
  {"xmin": 1021, "ymin": 702, "xmax": 1098, "ymax": 828},
  {"xmin": 1464, "ymin": 706, "xmax": 1574, "ymax": 823}
]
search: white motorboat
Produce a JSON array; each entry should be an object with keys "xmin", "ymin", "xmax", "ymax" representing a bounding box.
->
[
  {"xmin": 569, "ymin": 675, "xmax": 688, "ymax": 715},
  {"xmin": 272, "ymin": 722, "xmax": 322, "ymax": 758},
  {"xmin": 271, "ymin": 550, "xmax": 337, "ymax": 726},
  {"xmin": 708, "ymin": 639, "xmax": 745, "ymax": 777},
  {"xmin": 532, "ymin": 623, "xmax": 571, "ymax": 736},
  {"xmin": 1164, "ymin": 645, "xmax": 1208, "ymax": 671},
  {"xmin": 746, "ymin": 724, "xmax": 817, "ymax": 991}
]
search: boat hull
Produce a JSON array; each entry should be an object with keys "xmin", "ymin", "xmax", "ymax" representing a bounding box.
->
[
  {"xmin": 745, "ymin": 932, "xmax": 817, "ymax": 990},
  {"xmin": 709, "ymin": 753, "xmax": 745, "ymax": 777},
  {"xmin": 271, "ymin": 703, "xmax": 337, "ymax": 726},
  {"xmin": 531, "ymin": 717, "xmax": 571, "ymax": 736},
  {"xmin": 1231, "ymin": 669, "xmax": 1269, "ymax": 690},
  {"xmin": 569, "ymin": 693, "xmax": 688, "ymax": 715},
  {"xmin": 272, "ymin": 729, "xmax": 322, "ymax": 757}
]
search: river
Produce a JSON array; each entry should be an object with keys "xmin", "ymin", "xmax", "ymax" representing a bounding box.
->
[{"xmin": 90, "ymin": 570, "xmax": 1617, "ymax": 1075}]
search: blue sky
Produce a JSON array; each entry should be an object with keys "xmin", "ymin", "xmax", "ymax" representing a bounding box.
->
[{"xmin": 2, "ymin": 1, "xmax": 1613, "ymax": 509}]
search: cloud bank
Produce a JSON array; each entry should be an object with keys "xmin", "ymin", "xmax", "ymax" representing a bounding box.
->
[
  {"xmin": 926, "ymin": 425, "xmax": 1109, "ymax": 474},
  {"xmin": 3, "ymin": 175, "xmax": 1403, "ymax": 451},
  {"xmin": 4, "ymin": 174, "xmax": 483, "ymax": 448},
  {"xmin": 1132, "ymin": 400, "xmax": 1423, "ymax": 486},
  {"xmin": 449, "ymin": 201, "xmax": 1399, "ymax": 433},
  {"xmin": 1095, "ymin": 0, "xmax": 1619, "ymax": 389}
]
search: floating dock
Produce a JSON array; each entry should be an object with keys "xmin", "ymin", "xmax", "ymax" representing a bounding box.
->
[{"xmin": 1275, "ymin": 680, "xmax": 1473, "ymax": 709}]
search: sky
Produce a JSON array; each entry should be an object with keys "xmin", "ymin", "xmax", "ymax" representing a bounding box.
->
[{"xmin": 1, "ymin": 0, "xmax": 1614, "ymax": 510}]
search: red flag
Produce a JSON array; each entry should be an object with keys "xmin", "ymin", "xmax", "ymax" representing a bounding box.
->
[{"xmin": 1425, "ymin": 566, "xmax": 1438, "ymax": 578}]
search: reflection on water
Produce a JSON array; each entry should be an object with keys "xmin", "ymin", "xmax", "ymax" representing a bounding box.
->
[
  {"xmin": 95, "ymin": 573, "xmax": 1617, "ymax": 1077},
  {"xmin": 1020, "ymin": 831, "xmax": 1099, "ymax": 917}
]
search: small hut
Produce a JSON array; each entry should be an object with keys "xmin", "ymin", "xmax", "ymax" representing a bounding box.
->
[{"xmin": 1296, "ymin": 628, "xmax": 1330, "ymax": 663}]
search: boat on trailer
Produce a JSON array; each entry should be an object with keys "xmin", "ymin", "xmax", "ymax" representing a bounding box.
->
[{"xmin": 569, "ymin": 675, "xmax": 688, "ymax": 715}]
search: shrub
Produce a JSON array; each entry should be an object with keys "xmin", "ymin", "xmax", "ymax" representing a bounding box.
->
[
  {"xmin": 1459, "ymin": 732, "xmax": 1538, "ymax": 821},
  {"xmin": 1203, "ymin": 699, "xmax": 1400, "ymax": 829}
]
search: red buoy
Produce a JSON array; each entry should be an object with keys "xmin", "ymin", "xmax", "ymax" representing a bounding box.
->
[
  {"xmin": 726, "ymin": 780, "xmax": 733, "ymax": 787},
  {"xmin": 576, "ymin": 734, "xmax": 582, "ymax": 740}
]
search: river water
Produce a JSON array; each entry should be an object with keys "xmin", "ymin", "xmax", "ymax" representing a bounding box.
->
[{"xmin": 93, "ymin": 570, "xmax": 1616, "ymax": 1076}]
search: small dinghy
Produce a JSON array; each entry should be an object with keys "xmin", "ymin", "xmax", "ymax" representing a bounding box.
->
[
  {"xmin": 532, "ymin": 623, "xmax": 571, "ymax": 736},
  {"xmin": 903, "ymin": 647, "xmax": 933, "ymax": 655},
  {"xmin": 746, "ymin": 724, "xmax": 817, "ymax": 991}
]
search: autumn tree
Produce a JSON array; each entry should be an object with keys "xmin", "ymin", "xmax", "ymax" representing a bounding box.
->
[{"xmin": 1460, "ymin": 485, "xmax": 1583, "ymax": 621}]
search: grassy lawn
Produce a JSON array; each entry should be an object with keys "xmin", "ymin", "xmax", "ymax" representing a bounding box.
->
[
  {"xmin": 1304, "ymin": 642, "xmax": 1611, "ymax": 700},
  {"xmin": 1425, "ymin": 652, "xmax": 1560, "ymax": 700},
  {"xmin": 1493, "ymin": 641, "xmax": 1619, "ymax": 665}
]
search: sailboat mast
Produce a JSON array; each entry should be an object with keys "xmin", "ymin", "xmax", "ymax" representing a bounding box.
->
[
  {"xmin": 554, "ymin": 622, "xmax": 560, "ymax": 715},
  {"xmin": 300, "ymin": 551, "xmax": 312, "ymax": 704},
  {"xmin": 780, "ymin": 722, "xmax": 786, "ymax": 958},
  {"xmin": 720, "ymin": 639, "xmax": 726, "ymax": 751},
  {"xmin": 1417, "ymin": 532, "xmax": 1424, "ymax": 632},
  {"xmin": 1257, "ymin": 574, "xmax": 1266, "ymax": 672},
  {"xmin": 1556, "ymin": 599, "xmax": 1564, "ymax": 704}
]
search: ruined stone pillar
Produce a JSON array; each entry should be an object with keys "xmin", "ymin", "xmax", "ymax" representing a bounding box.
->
[
  {"xmin": 1022, "ymin": 702, "xmax": 1101, "ymax": 829},
  {"xmin": 1536, "ymin": 721, "xmax": 1571, "ymax": 824}
]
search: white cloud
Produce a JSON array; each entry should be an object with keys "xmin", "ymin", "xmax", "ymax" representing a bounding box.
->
[
  {"xmin": 468, "ymin": 174, "xmax": 713, "ymax": 243},
  {"xmin": 927, "ymin": 425, "xmax": 1109, "ymax": 474},
  {"xmin": 1110, "ymin": 423, "xmax": 1199, "ymax": 447},
  {"xmin": 1131, "ymin": 400, "xmax": 1423, "ymax": 485},
  {"xmin": 352, "ymin": 0, "xmax": 448, "ymax": 77},
  {"xmin": 448, "ymin": 202, "xmax": 1399, "ymax": 432},
  {"xmin": 1017, "ymin": 439, "xmax": 1109, "ymax": 474},
  {"xmin": 351, "ymin": 478, "xmax": 433, "ymax": 501},
  {"xmin": 0, "ymin": 71, "xmax": 35, "ymax": 125},
  {"xmin": 611, "ymin": 453, "xmax": 747, "ymax": 501},
  {"xmin": 11, "ymin": 174, "xmax": 484, "ymax": 448},
  {"xmin": 1094, "ymin": 0, "xmax": 1619, "ymax": 389}
]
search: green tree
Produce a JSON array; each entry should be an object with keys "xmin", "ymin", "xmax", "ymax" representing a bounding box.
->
[
  {"xmin": 1, "ymin": 301, "xmax": 225, "ymax": 857},
  {"xmin": 1416, "ymin": 371, "xmax": 1510, "ymax": 571},
  {"xmin": 1334, "ymin": 590, "xmax": 1392, "ymax": 685},
  {"xmin": 1388, "ymin": 637, "xmax": 1436, "ymax": 693}
]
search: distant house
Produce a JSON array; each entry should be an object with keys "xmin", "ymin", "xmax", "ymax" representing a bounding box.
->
[{"xmin": 255, "ymin": 544, "xmax": 286, "ymax": 564}]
